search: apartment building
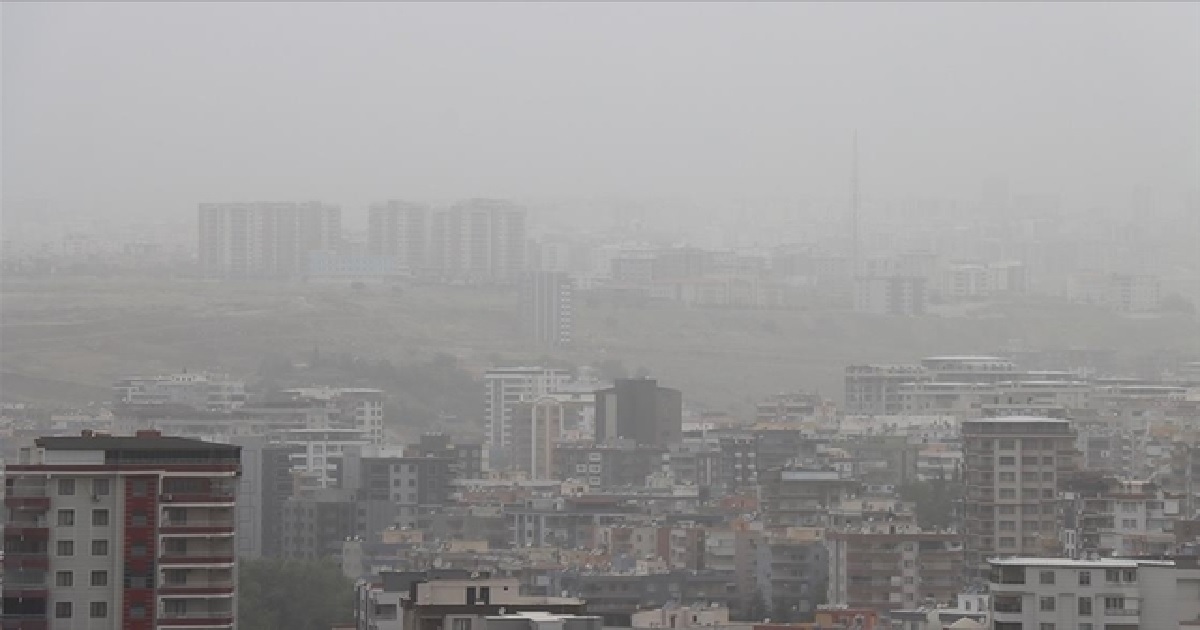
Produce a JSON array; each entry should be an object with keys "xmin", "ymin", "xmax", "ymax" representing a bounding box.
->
[
  {"xmin": 519, "ymin": 271, "xmax": 574, "ymax": 348},
  {"xmin": 368, "ymin": 200, "xmax": 429, "ymax": 276},
  {"xmin": 844, "ymin": 365, "xmax": 929, "ymax": 416},
  {"xmin": 283, "ymin": 387, "xmax": 385, "ymax": 445},
  {"xmin": 853, "ymin": 275, "xmax": 928, "ymax": 316},
  {"xmin": 989, "ymin": 556, "xmax": 1200, "ymax": 630},
  {"xmin": 483, "ymin": 368, "xmax": 570, "ymax": 470},
  {"xmin": 2, "ymin": 430, "xmax": 241, "ymax": 630},
  {"xmin": 113, "ymin": 372, "xmax": 246, "ymax": 412},
  {"xmin": 758, "ymin": 467, "xmax": 855, "ymax": 528},
  {"xmin": 962, "ymin": 417, "xmax": 1078, "ymax": 579},
  {"xmin": 428, "ymin": 199, "xmax": 527, "ymax": 284},
  {"xmin": 594, "ymin": 378, "xmax": 683, "ymax": 447},
  {"xmin": 198, "ymin": 201, "xmax": 341, "ymax": 278},
  {"xmin": 826, "ymin": 524, "xmax": 964, "ymax": 614}
]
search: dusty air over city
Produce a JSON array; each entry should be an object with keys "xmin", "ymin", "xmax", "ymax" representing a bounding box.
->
[{"xmin": 2, "ymin": 3, "xmax": 1199, "ymax": 629}]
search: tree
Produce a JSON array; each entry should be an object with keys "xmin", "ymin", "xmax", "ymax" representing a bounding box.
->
[{"xmin": 238, "ymin": 558, "xmax": 355, "ymax": 630}]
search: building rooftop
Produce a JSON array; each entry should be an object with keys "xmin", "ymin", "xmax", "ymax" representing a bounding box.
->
[
  {"xmin": 36, "ymin": 433, "xmax": 239, "ymax": 453},
  {"xmin": 989, "ymin": 557, "xmax": 1173, "ymax": 568}
]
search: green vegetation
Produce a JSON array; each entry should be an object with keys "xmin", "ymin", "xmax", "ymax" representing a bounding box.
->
[{"xmin": 238, "ymin": 558, "xmax": 355, "ymax": 630}]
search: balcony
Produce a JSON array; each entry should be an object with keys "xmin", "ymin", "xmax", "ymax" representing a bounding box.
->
[
  {"xmin": 3, "ymin": 496, "xmax": 49, "ymax": 512},
  {"xmin": 3, "ymin": 523, "xmax": 49, "ymax": 540},
  {"xmin": 1105, "ymin": 609, "xmax": 1139, "ymax": 617},
  {"xmin": 157, "ymin": 611, "xmax": 234, "ymax": 627},
  {"xmin": 1, "ymin": 554, "xmax": 49, "ymax": 571},
  {"xmin": 159, "ymin": 492, "xmax": 235, "ymax": 505},
  {"xmin": 160, "ymin": 520, "xmax": 236, "ymax": 535},
  {"xmin": 158, "ymin": 581, "xmax": 235, "ymax": 595},
  {"xmin": 0, "ymin": 617, "xmax": 49, "ymax": 630}
]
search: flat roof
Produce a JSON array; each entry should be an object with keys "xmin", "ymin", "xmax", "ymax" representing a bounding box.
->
[
  {"xmin": 963, "ymin": 416, "xmax": 1071, "ymax": 424},
  {"xmin": 990, "ymin": 557, "xmax": 1172, "ymax": 568},
  {"xmin": 37, "ymin": 436, "xmax": 239, "ymax": 452}
]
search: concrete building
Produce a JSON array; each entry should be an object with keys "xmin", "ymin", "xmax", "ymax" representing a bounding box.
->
[
  {"xmin": 276, "ymin": 428, "xmax": 374, "ymax": 488},
  {"xmin": 758, "ymin": 468, "xmax": 855, "ymax": 528},
  {"xmin": 519, "ymin": 271, "xmax": 574, "ymax": 348},
  {"xmin": 988, "ymin": 556, "xmax": 1200, "ymax": 630},
  {"xmin": 510, "ymin": 398, "xmax": 566, "ymax": 480},
  {"xmin": 594, "ymin": 379, "xmax": 683, "ymax": 447},
  {"xmin": 198, "ymin": 201, "xmax": 341, "ymax": 278},
  {"xmin": 553, "ymin": 442, "xmax": 666, "ymax": 489},
  {"xmin": 368, "ymin": 200, "xmax": 429, "ymax": 276},
  {"xmin": 230, "ymin": 437, "xmax": 297, "ymax": 559},
  {"xmin": 428, "ymin": 199, "xmax": 527, "ymax": 284},
  {"xmin": 826, "ymin": 524, "xmax": 964, "ymax": 614},
  {"xmin": 402, "ymin": 575, "xmax": 586, "ymax": 630},
  {"xmin": 2, "ymin": 430, "xmax": 241, "ymax": 629},
  {"xmin": 961, "ymin": 417, "xmax": 1078, "ymax": 578},
  {"xmin": 283, "ymin": 387, "xmax": 385, "ymax": 445},
  {"xmin": 484, "ymin": 368, "xmax": 571, "ymax": 470},
  {"xmin": 113, "ymin": 372, "xmax": 247, "ymax": 412},
  {"xmin": 844, "ymin": 365, "xmax": 929, "ymax": 416},
  {"xmin": 854, "ymin": 275, "xmax": 928, "ymax": 316}
]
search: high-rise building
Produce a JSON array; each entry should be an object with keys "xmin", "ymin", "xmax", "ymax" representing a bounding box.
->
[
  {"xmin": 368, "ymin": 200, "xmax": 428, "ymax": 276},
  {"xmin": 198, "ymin": 201, "xmax": 341, "ymax": 278},
  {"xmin": 483, "ymin": 368, "xmax": 570, "ymax": 470},
  {"xmin": 962, "ymin": 416, "xmax": 1077, "ymax": 579},
  {"xmin": 519, "ymin": 271, "xmax": 574, "ymax": 347},
  {"xmin": 510, "ymin": 398, "xmax": 566, "ymax": 480},
  {"xmin": 594, "ymin": 378, "xmax": 683, "ymax": 447},
  {"xmin": 428, "ymin": 199, "xmax": 527, "ymax": 283},
  {"xmin": 853, "ymin": 275, "xmax": 929, "ymax": 316},
  {"xmin": 2, "ymin": 430, "xmax": 241, "ymax": 629}
]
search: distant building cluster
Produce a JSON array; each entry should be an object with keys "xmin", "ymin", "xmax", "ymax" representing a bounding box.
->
[{"xmin": 5, "ymin": 350, "xmax": 1200, "ymax": 629}]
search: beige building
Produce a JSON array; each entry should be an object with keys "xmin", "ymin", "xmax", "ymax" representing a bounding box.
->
[{"xmin": 962, "ymin": 417, "xmax": 1077, "ymax": 578}]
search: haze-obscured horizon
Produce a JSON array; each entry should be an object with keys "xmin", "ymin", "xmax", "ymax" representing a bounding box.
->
[{"xmin": 4, "ymin": 2, "xmax": 1199, "ymax": 226}]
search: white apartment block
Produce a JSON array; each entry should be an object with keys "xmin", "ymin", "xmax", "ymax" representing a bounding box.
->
[
  {"xmin": 284, "ymin": 387, "xmax": 385, "ymax": 445},
  {"xmin": 483, "ymin": 368, "xmax": 570, "ymax": 469},
  {"xmin": 114, "ymin": 372, "xmax": 247, "ymax": 412},
  {"xmin": 989, "ymin": 556, "xmax": 1200, "ymax": 630},
  {"xmin": 275, "ymin": 428, "xmax": 373, "ymax": 488}
]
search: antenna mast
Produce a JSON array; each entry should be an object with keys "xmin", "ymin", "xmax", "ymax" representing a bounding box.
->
[{"xmin": 850, "ymin": 132, "xmax": 860, "ymax": 278}]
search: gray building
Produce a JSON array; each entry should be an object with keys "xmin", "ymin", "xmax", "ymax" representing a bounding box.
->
[
  {"xmin": 198, "ymin": 201, "xmax": 341, "ymax": 278},
  {"xmin": 519, "ymin": 270, "xmax": 574, "ymax": 348},
  {"xmin": 594, "ymin": 379, "xmax": 682, "ymax": 447}
]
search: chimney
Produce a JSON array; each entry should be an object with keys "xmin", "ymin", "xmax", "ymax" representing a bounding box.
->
[{"xmin": 135, "ymin": 429, "xmax": 162, "ymax": 439}]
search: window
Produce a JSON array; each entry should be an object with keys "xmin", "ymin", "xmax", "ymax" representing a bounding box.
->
[
  {"xmin": 1103, "ymin": 596, "xmax": 1124, "ymax": 612},
  {"xmin": 999, "ymin": 505, "xmax": 1016, "ymax": 515},
  {"xmin": 1043, "ymin": 456, "xmax": 1054, "ymax": 465},
  {"xmin": 1022, "ymin": 456, "xmax": 1038, "ymax": 465},
  {"xmin": 130, "ymin": 605, "xmax": 146, "ymax": 619},
  {"xmin": 1042, "ymin": 488, "xmax": 1055, "ymax": 498},
  {"xmin": 1022, "ymin": 471, "xmax": 1038, "ymax": 482},
  {"xmin": 55, "ymin": 602, "xmax": 73, "ymax": 619},
  {"xmin": 999, "ymin": 456, "xmax": 1015, "ymax": 465},
  {"xmin": 55, "ymin": 571, "xmax": 73, "ymax": 587},
  {"xmin": 1105, "ymin": 569, "xmax": 1121, "ymax": 583},
  {"xmin": 57, "ymin": 540, "xmax": 74, "ymax": 556},
  {"xmin": 904, "ymin": 576, "xmax": 914, "ymax": 584},
  {"xmin": 91, "ymin": 540, "xmax": 109, "ymax": 556},
  {"xmin": 92, "ymin": 509, "xmax": 109, "ymax": 527},
  {"xmin": 1079, "ymin": 625, "xmax": 1093, "ymax": 630},
  {"xmin": 452, "ymin": 619, "xmax": 472, "ymax": 630},
  {"xmin": 1025, "ymin": 520, "xmax": 1040, "ymax": 531},
  {"xmin": 1042, "ymin": 471, "xmax": 1054, "ymax": 481},
  {"xmin": 999, "ymin": 472, "xmax": 1016, "ymax": 482},
  {"xmin": 90, "ymin": 602, "xmax": 108, "ymax": 619},
  {"xmin": 1078, "ymin": 571, "xmax": 1091, "ymax": 585},
  {"xmin": 131, "ymin": 512, "xmax": 147, "ymax": 527},
  {"xmin": 408, "ymin": 479, "xmax": 416, "ymax": 487},
  {"xmin": 1039, "ymin": 624, "xmax": 1055, "ymax": 630},
  {"xmin": 58, "ymin": 479, "xmax": 75, "ymax": 496},
  {"xmin": 131, "ymin": 480, "xmax": 148, "ymax": 497},
  {"xmin": 1039, "ymin": 570, "xmax": 1055, "ymax": 585},
  {"xmin": 1122, "ymin": 569, "xmax": 1136, "ymax": 583},
  {"xmin": 998, "ymin": 439, "xmax": 1015, "ymax": 450},
  {"xmin": 1121, "ymin": 502, "xmax": 1138, "ymax": 513},
  {"xmin": 92, "ymin": 478, "xmax": 110, "ymax": 496},
  {"xmin": 999, "ymin": 488, "xmax": 1016, "ymax": 499},
  {"xmin": 999, "ymin": 521, "xmax": 1016, "ymax": 531},
  {"xmin": 999, "ymin": 537, "xmax": 1015, "ymax": 548},
  {"xmin": 132, "ymin": 542, "xmax": 147, "ymax": 557},
  {"xmin": 1078, "ymin": 596, "xmax": 1092, "ymax": 616},
  {"xmin": 57, "ymin": 509, "xmax": 75, "ymax": 527},
  {"xmin": 91, "ymin": 571, "xmax": 108, "ymax": 587},
  {"xmin": 1040, "ymin": 596, "xmax": 1055, "ymax": 612},
  {"xmin": 1122, "ymin": 519, "xmax": 1137, "ymax": 528}
]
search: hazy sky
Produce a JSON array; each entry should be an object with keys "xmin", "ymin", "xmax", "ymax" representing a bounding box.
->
[{"xmin": 5, "ymin": 2, "xmax": 1198, "ymax": 221}]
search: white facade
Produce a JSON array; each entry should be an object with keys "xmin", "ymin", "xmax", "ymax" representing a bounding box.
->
[
  {"xmin": 483, "ymin": 368, "xmax": 570, "ymax": 468},
  {"xmin": 989, "ymin": 557, "xmax": 1200, "ymax": 629},
  {"xmin": 276, "ymin": 428, "xmax": 372, "ymax": 488}
]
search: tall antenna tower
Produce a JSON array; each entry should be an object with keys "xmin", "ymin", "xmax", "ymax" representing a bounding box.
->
[{"xmin": 850, "ymin": 131, "xmax": 860, "ymax": 278}]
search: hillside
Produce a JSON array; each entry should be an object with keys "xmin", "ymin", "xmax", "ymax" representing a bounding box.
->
[{"xmin": 2, "ymin": 277, "xmax": 1197, "ymax": 415}]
